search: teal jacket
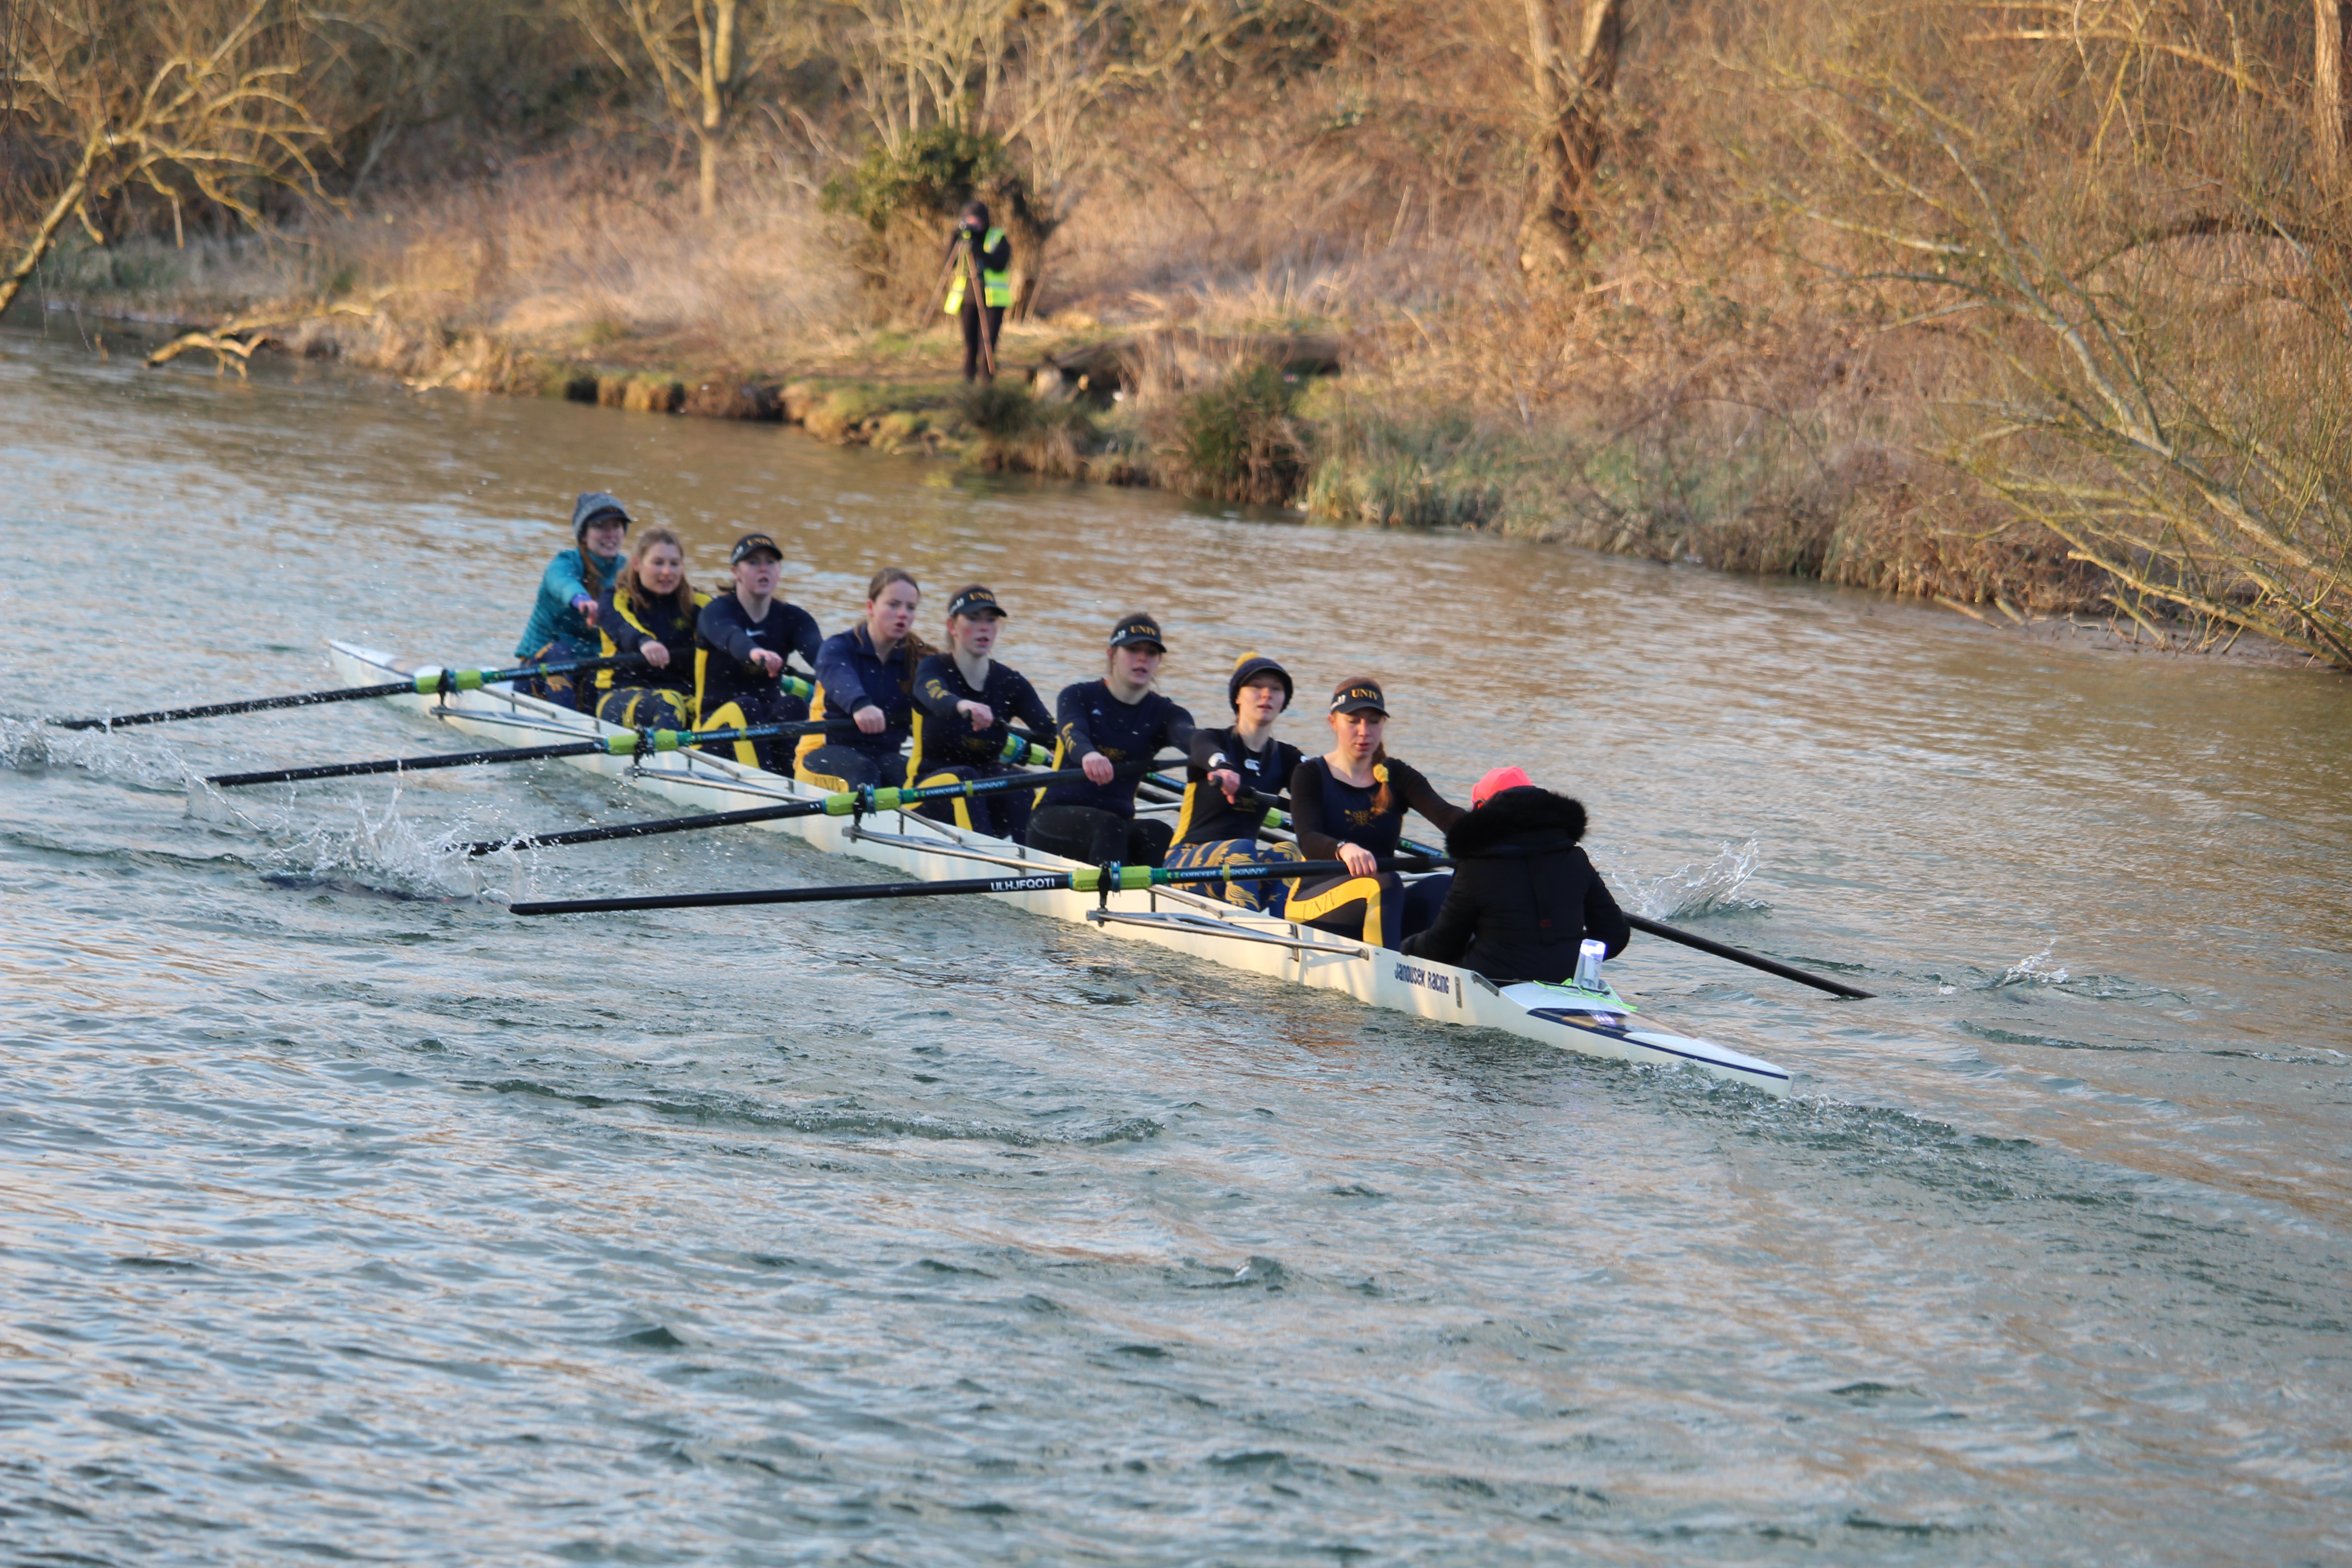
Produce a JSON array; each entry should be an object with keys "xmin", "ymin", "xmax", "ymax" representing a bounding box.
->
[{"xmin": 516, "ymin": 547, "xmax": 625, "ymax": 658}]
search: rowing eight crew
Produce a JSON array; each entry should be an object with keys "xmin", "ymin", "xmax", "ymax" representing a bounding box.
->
[{"xmin": 512, "ymin": 493, "xmax": 1631, "ymax": 985}]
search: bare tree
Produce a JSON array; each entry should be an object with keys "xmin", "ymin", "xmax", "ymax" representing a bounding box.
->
[
  {"xmin": 0, "ymin": 0, "xmax": 327, "ymax": 317},
  {"xmin": 1517, "ymin": 0, "xmax": 1622, "ymax": 280},
  {"xmin": 2320, "ymin": 0, "xmax": 2352, "ymax": 173},
  {"xmin": 567, "ymin": 0, "xmax": 814, "ymax": 215}
]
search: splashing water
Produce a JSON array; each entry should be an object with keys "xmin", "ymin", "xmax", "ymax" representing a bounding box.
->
[
  {"xmin": 1996, "ymin": 943, "xmax": 2071, "ymax": 987},
  {"xmin": 1, "ymin": 716, "xmax": 199, "ymax": 791},
  {"xmin": 193, "ymin": 784, "xmax": 498, "ymax": 902},
  {"xmin": 1608, "ymin": 838, "xmax": 1765, "ymax": 921}
]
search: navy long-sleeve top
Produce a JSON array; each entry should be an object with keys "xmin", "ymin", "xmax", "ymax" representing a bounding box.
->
[
  {"xmin": 1288, "ymin": 755, "xmax": 1464, "ymax": 861},
  {"xmin": 696, "ymin": 593, "xmax": 820, "ymax": 714},
  {"xmin": 796, "ymin": 623, "xmax": 935, "ymax": 772},
  {"xmin": 911, "ymin": 653, "xmax": 1053, "ymax": 776},
  {"xmin": 1035, "ymin": 680, "xmax": 1196, "ymax": 818},
  {"xmin": 1173, "ymin": 725, "xmax": 1303, "ymax": 847}
]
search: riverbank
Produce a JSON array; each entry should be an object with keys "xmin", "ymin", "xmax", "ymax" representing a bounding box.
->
[{"xmin": 7, "ymin": 240, "xmax": 2317, "ymax": 670}]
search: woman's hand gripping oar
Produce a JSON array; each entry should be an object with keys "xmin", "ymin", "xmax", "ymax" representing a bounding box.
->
[
  {"xmin": 461, "ymin": 754, "xmax": 1176, "ymax": 856},
  {"xmin": 49, "ymin": 653, "xmax": 648, "ymax": 731},
  {"xmin": 509, "ymin": 853, "xmax": 1447, "ymax": 917}
]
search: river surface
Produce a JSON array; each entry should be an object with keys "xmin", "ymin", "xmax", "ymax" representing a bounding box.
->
[{"xmin": 1, "ymin": 326, "xmax": 2347, "ymax": 1565}]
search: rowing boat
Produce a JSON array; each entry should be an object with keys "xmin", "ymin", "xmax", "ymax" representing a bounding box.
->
[{"xmin": 321, "ymin": 641, "xmax": 1794, "ymax": 1095}]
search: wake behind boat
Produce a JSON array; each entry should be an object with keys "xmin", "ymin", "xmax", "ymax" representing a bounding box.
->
[{"xmin": 320, "ymin": 639, "xmax": 1794, "ymax": 1096}]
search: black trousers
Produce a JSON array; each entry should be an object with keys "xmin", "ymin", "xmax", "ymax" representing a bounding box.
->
[
  {"xmin": 1287, "ymin": 870, "xmax": 1453, "ymax": 950},
  {"xmin": 797, "ymin": 744, "xmax": 891, "ymax": 791},
  {"xmin": 1026, "ymin": 804, "xmax": 1172, "ymax": 867},
  {"xmin": 960, "ymin": 303, "xmax": 1005, "ymax": 381}
]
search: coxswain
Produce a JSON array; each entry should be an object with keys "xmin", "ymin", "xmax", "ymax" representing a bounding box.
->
[
  {"xmin": 696, "ymin": 531, "xmax": 821, "ymax": 771},
  {"xmin": 1161, "ymin": 653, "xmax": 1305, "ymax": 913},
  {"xmin": 1285, "ymin": 676, "xmax": 1464, "ymax": 949},
  {"xmin": 794, "ymin": 568, "xmax": 934, "ymax": 791},
  {"xmin": 909, "ymin": 585, "xmax": 1054, "ymax": 838},
  {"xmin": 1025, "ymin": 613, "xmax": 1196, "ymax": 867},
  {"xmin": 592, "ymin": 525, "xmax": 709, "ymax": 731},
  {"xmin": 515, "ymin": 491, "xmax": 630, "ymax": 709},
  {"xmin": 1399, "ymin": 767, "xmax": 1631, "ymax": 984}
]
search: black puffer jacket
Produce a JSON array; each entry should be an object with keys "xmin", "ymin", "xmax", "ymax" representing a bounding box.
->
[{"xmin": 1398, "ymin": 788, "xmax": 1630, "ymax": 984}]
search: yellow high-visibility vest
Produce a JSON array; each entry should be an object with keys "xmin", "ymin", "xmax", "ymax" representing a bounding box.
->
[{"xmin": 944, "ymin": 228, "xmax": 1011, "ymax": 312}]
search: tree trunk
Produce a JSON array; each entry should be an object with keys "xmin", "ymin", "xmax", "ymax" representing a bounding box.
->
[
  {"xmin": 695, "ymin": 0, "xmax": 737, "ymax": 216},
  {"xmin": 1517, "ymin": 0, "xmax": 1625, "ymax": 282},
  {"xmin": 985, "ymin": 172, "xmax": 1058, "ymax": 322},
  {"xmin": 2319, "ymin": 0, "xmax": 2352, "ymax": 174},
  {"xmin": 0, "ymin": 161, "xmax": 95, "ymax": 320}
]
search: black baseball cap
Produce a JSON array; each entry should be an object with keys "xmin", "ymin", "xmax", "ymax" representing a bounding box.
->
[
  {"xmin": 1329, "ymin": 678, "xmax": 1387, "ymax": 716},
  {"xmin": 947, "ymin": 585, "xmax": 1006, "ymax": 619},
  {"xmin": 1228, "ymin": 653, "xmax": 1293, "ymax": 709},
  {"xmin": 729, "ymin": 531, "xmax": 782, "ymax": 565},
  {"xmin": 1108, "ymin": 613, "xmax": 1166, "ymax": 651}
]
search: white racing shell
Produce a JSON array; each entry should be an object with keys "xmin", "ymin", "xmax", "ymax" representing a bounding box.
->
[{"xmin": 326, "ymin": 642, "xmax": 1793, "ymax": 1096}]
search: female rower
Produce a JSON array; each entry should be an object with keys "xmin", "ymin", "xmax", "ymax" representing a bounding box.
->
[
  {"xmin": 1400, "ymin": 766, "xmax": 1630, "ymax": 984},
  {"xmin": 1286, "ymin": 676, "xmax": 1464, "ymax": 949},
  {"xmin": 909, "ymin": 585, "xmax": 1054, "ymax": 838},
  {"xmin": 795, "ymin": 568, "xmax": 934, "ymax": 791},
  {"xmin": 590, "ymin": 525, "xmax": 708, "ymax": 732},
  {"xmin": 696, "ymin": 531, "xmax": 821, "ymax": 771},
  {"xmin": 1161, "ymin": 653, "xmax": 1305, "ymax": 913},
  {"xmin": 1025, "ymin": 613, "xmax": 1197, "ymax": 867},
  {"xmin": 515, "ymin": 491, "xmax": 630, "ymax": 709}
]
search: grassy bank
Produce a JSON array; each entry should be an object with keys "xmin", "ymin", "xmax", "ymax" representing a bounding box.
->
[{"xmin": 4, "ymin": 232, "xmax": 2123, "ymax": 641}]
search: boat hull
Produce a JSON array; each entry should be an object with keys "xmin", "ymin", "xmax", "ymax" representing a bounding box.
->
[{"xmin": 322, "ymin": 642, "xmax": 1793, "ymax": 1096}]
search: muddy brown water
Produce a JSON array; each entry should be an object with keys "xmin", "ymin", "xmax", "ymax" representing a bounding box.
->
[{"xmin": 2, "ymin": 328, "xmax": 2347, "ymax": 1564}]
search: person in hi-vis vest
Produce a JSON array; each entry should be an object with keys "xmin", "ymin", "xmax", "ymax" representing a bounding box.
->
[{"xmin": 943, "ymin": 199, "xmax": 1011, "ymax": 382}]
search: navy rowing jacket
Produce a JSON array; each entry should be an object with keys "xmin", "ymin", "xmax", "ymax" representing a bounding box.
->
[
  {"xmin": 1036, "ymin": 680, "xmax": 1196, "ymax": 817},
  {"xmin": 794, "ymin": 623, "xmax": 936, "ymax": 774},
  {"xmin": 912, "ymin": 654, "xmax": 1053, "ymax": 776}
]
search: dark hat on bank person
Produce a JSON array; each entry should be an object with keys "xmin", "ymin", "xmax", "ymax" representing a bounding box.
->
[
  {"xmin": 1108, "ymin": 612, "xmax": 1166, "ymax": 651},
  {"xmin": 1329, "ymin": 677, "xmax": 1387, "ymax": 716},
  {"xmin": 947, "ymin": 584, "xmax": 1006, "ymax": 620},
  {"xmin": 571, "ymin": 491, "xmax": 631, "ymax": 539},
  {"xmin": 1228, "ymin": 652, "xmax": 1293, "ymax": 709},
  {"xmin": 730, "ymin": 531, "xmax": 782, "ymax": 565}
]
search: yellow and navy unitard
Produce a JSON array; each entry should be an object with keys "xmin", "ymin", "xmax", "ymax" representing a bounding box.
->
[
  {"xmin": 793, "ymin": 624, "xmax": 935, "ymax": 791},
  {"xmin": 695, "ymin": 593, "xmax": 821, "ymax": 771},
  {"xmin": 1024, "ymin": 681, "xmax": 1197, "ymax": 867},
  {"xmin": 594, "ymin": 583, "xmax": 710, "ymax": 733},
  {"xmin": 1161, "ymin": 725, "xmax": 1305, "ymax": 915},
  {"xmin": 1286, "ymin": 754, "xmax": 1464, "ymax": 948},
  {"xmin": 909, "ymin": 652, "xmax": 1053, "ymax": 838}
]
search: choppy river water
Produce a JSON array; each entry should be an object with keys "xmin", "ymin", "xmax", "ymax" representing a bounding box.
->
[{"xmin": 1, "ymin": 326, "xmax": 2347, "ymax": 1565}]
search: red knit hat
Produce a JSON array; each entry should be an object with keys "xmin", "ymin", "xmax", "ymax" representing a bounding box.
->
[{"xmin": 1471, "ymin": 765, "xmax": 1534, "ymax": 808}]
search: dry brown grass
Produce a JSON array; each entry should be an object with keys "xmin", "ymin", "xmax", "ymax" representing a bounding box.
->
[{"xmin": 20, "ymin": 0, "xmax": 2348, "ymax": 657}]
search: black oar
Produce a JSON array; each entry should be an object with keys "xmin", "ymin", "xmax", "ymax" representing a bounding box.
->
[
  {"xmin": 1622, "ymin": 914, "xmax": 1873, "ymax": 999},
  {"xmin": 50, "ymin": 653, "xmax": 652, "ymax": 731},
  {"xmin": 510, "ymin": 853, "xmax": 1443, "ymax": 917},
  {"xmin": 462, "ymin": 757, "xmax": 1174, "ymax": 856},
  {"xmin": 208, "ymin": 717, "xmax": 855, "ymax": 789}
]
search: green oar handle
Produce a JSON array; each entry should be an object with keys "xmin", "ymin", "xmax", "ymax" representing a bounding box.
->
[
  {"xmin": 509, "ymin": 853, "xmax": 1443, "ymax": 917},
  {"xmin": 470, "ymin": 757, "xmax": 1181, "ymax": 857},
  {"xmin": 207, "ymin": 717, "xmax": 856, "ymax": 789},
  {"xmin": 51, "ymin": 653, "xmax": 651, "ymax": 731}
]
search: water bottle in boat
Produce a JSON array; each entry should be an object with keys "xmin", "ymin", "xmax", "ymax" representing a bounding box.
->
[{"xmin": 1573, "ymin": 938, "xmax": 1607, "ymax": 992}]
